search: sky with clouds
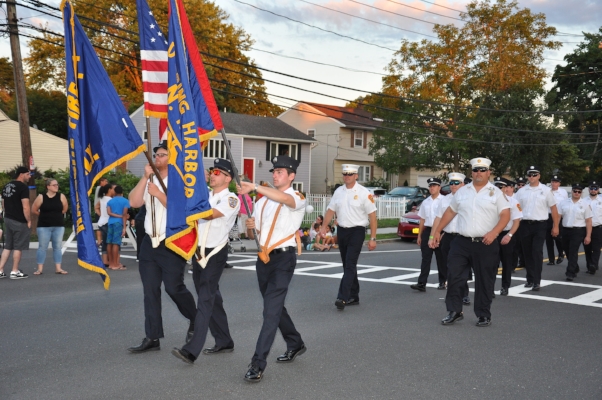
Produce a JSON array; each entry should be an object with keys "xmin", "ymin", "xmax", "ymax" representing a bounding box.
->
[{"xmin": 2, "ymin": 0, "xmax": 601, "ymax": 109}]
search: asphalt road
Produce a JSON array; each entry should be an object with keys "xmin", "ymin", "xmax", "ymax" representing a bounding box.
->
[{"xmin": 1, "ymin": 241, "xmax": 601, "ymax": 400}]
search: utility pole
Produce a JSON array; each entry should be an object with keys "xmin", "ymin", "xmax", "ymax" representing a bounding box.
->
[{"xmin": 7, "ymin": 0, "xmax": 37, "ymax": 231}]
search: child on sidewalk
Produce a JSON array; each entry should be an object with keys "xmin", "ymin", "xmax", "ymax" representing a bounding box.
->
[{"xmin": 106, "ymin": 185, "xmax": 129, "ymax": 270}]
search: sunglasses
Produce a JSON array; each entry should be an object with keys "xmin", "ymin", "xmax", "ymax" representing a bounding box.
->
[
  {"xmin": 527, "ymin": 173, "xmax": 539, "ymax": 177},
  {"xmin": 573, "ymin": 190, "xmax": 582, "ymax": 193},
  {"xmin": 472, "ymin": 167, "xmax": 488, "ymax": 173},
  {"xmin": 590, "ymin": 187, "xmax": 599, "ymax": 191},
  {"xmin": 342, "ymin": 173, "xmax": 355, "ymax": 176},
  {"xmin": 153, "ymin": 153, "xmax": 168, "ymax": 158},
  {"xmin": 449, "ymin": 181, "xmax": 462, "ymax": 186},
  {"xmin": 210, "ymin": 169, "xmax": 229, "ymax": 177}
]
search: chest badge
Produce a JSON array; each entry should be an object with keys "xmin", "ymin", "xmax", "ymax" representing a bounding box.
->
[
  {"xmin": 354, "ymin": 195, "xmax": 358, "ymax": 200},
  {"xmin": 489, "ymin": 188, "xmax": 494, "ymax": 197}
]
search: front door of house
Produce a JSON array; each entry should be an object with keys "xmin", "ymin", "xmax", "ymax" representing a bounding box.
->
[{"xmin": 243, "ymin": 158, "xmax": 255, "ymax": 182}]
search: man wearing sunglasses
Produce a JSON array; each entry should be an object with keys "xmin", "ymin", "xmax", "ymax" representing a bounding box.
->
[
  {"xmin": 431, "ymin": 158, "xmax": 510, "ymax": 327},
  {"xmin": 127, "ymin": 141, "xmax": 197, "ymax": 353},
  {"xmin": 172, "ymin": 158, "xmax": 239, "ymax": 365},
  {"xmin": 429, "ymin": 172, "xmax": 472, "ymax": 305},
  {"xmin": 557, "ymin": 184, "xmax": 592, "ymax": 282},
  {"xmin": 515, "ymin": 177, "xmax": 526, "ymax": 191},
  {"xmin": 493, "ymin": 177, "xmax": 522, "ymax": 296},
  {"xmin": 583, "ymin": 181, "xmax": 601, "ymax": 275},
  {"xmin": 411, "ymin": 177, "xmax": 445, "ymax": 292},
  {"xmin": 514, "ymin": 166, "xmax": 560, "ymax": 291},
  {"xmin": 546, "ymin": 175, "xmax": 567, "ymax": 265}
]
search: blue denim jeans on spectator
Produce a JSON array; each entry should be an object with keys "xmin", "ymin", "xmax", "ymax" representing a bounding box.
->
[{"xmin": 37, "ymin": 226, "xmax": 65, "ymax": 265}]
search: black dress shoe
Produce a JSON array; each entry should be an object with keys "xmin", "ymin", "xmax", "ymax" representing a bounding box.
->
[
  {"xmin": 441, "ymin": 311, "xmax": 463, "ymax": 325},
  {"xmin": 476, "ymin": 317, "xmax": 491, "ymax": 327},
  {"xmin": 546, "ymin": 261, "xmax": 555, "ymax": 266},
  {"xmin": 500, "ymin": 287, "xmax": 508, "ymax": 296},
  {"xmin": 171, "ymin": 348, "xmax": 196, "ymax": 364},
  {"xmin": 347, "ymin": 298, "xmax": 360, "ymax": 306},
  {"xmin": 524, "ymin": 282, "xmax": 534, "ymax": 288},
  {"xmin": 276, "ymin": 344, "xmax": 306, "ymax": 363},
  {"xmin": 410, "ymin": 283, "xmax": 426, "ymax": 292},
  {"xmin": 556, "ymin": 255, "xmax": 564, "ymax": 264},
  {"xmin": 225, "ymin": 263, "xmax": 234, "ymax": 268},
  {"xmin": 244, "ymin": 363, "xmax": 264, "ymax": 383},
  {"xmin": 566, "ymin": 276, "xmax": 574, "ymax": 281},
  {"xmin": 462, "ymin": 296, "xmax": 471, "ymax": 305},
  {"xmin": 335, "ymin": 298, "xmax": 346, "ymax": 310},
  {"xmin": 128, "ymin": 338, "xmax": 160, "ymax": 353},
  {"xmin": 532, "ymin": 284, "xmax": 541, "ymax": 291},
  {"xmin": 437, "ymin": 283, "xmax": 446, "ymax": 290},
  {"xmin": 202, "ymin": 345, "xmax": 234, "ymax": 355}
]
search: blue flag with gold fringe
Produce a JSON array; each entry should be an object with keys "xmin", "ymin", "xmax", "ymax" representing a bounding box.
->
[
  {"xmin": 62, "ymin": 0, "xmax": 145, "ymax": 289},
  {"xmin": 164, "ymin": 0, "xmax": 212, "ymax": 259}
]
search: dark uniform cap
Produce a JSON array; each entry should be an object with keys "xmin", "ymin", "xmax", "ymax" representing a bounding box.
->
[
  {"xmin": 269, "ymin": 155, "xmax": 299, "ymax": 173},
  {"xmin": 153, "ymin": 141, "xmax": 168, "ymax": 153},
  {"xmin": 427, "ymin": 177, "xmax": 442, "ymax": 186},
  {"xmin": 210, "ymin": 158, "xmax": 233, "ymax": 175},
  {"xmin": 572, "ymin": 183, "xmax": 584, "ymax": 190},
  {"xmin": 15, "ymin": 166, "xmax": 29, "ymax": 177},
  {"xmin": 516, "ymin": 177, "xmax": 527, "ymax": 184},
  {"xmin": 493, "ymin": 177, "xmax": 506, "ymax": 186},
  {"xmin": 505, "ymin": 178, "xmax": 516, "ymax": 186},
  {"xmin": 526, "ymin": 165, "xmax": 540, "ymax": 174},
  {"xmin": 464, "ymin": 177, "xmax": 472, "ymax": 184},
  {"xmin": 589, "ymin": 181, "xmax": 599, "ymax": 189},
  {"xmin": 551, "ymin": 175, "xmax": 561, "ymax": 182}
]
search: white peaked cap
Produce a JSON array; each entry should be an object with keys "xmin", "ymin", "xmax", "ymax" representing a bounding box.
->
[
  {"xmin": 469, "ymin": 157, "xmax": 492, "ymax": 169},
  {"xmin": 342, "ymin": 164, "xmax": 359, "ymax": 173}
]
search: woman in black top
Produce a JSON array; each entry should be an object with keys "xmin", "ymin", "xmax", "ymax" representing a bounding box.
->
[{"xmin": 31, "ymin": 179, "xmax": 69, "ymax": 275}]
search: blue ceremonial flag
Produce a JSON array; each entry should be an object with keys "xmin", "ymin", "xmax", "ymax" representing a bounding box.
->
[
  {"xmin": 164, "ymin": 0, "xmax": 212, "ymax": 259},
  {"xmin": 62, "ymin": 0, "xmax": 145, "ymax": 289}
]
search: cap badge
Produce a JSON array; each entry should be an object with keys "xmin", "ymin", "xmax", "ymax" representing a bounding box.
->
[{"xmin": 273, "ymin": 157, "xmax": 278, "ymax": 163}]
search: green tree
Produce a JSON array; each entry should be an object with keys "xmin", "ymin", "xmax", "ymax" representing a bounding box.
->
[
  {"xmin": 369, "ymin": 0, "xmax": 561, "ymax": 176},
  {"xmin": 24, "ymin": 0, "xmax": 282, "ymax": 117},
  {"xmin": 546, "ymin": 28, "xmax": 602, "ymax": 178},
  {"xmin": 0, "ymin": 57, "xmax": 15, "ymax": 111},
  {"xmin": 6, "ymin": 89, "xmax": 68, "ymax": 138}
]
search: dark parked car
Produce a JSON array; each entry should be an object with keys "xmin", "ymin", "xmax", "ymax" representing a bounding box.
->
[
  {"xmin": 440, "ymin": 184, "xmax": 451, "ymax": 195},
  {"xmin": 384, "ymin": 186, "xmax": 428, "ymax": 212}
]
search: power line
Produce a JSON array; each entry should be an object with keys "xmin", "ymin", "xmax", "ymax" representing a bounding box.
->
[
  {"xmin": 348, "ymin": 0, "xmax": 436, "ymax": 25},
  {"xmin": 385, "ymin": 0, "xmax": 463, "ymax": 22}
]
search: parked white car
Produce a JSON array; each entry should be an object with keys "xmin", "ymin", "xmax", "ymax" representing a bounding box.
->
[{"xmin": 364, "ymin": 187, "xmax": 388, "ymax": 197}]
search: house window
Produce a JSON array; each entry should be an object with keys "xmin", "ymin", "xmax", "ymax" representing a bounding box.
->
[
  {"xmin": 270, "ymin": 142, "xmax": 298, "ymax": 160},
  {"xmin": 292, "ymin": 182, "xmax": 303, "ymax": 191},
  {"xmin": 307, "ymin": 129, "xmax": 315, "ymax": 138},
  {"xmin": 358, "ymin": 166, "xmax": 371, "ymax": 182},
  {"xmin": 203, "ymin": 139, "xmax": 227, "ymax": 159},
  {"xmin": 354, "ymin": 130, "xmax": 364, "ymax": 147}
]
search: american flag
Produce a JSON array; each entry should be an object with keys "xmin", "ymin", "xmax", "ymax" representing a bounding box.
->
[{"xmin": 136, "ymin": 0, "xmax": 168, "ymax": 119}]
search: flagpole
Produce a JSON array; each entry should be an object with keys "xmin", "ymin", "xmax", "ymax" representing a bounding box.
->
[
  {"xmin": 219, "ymin": 128, "xmax": 261, "ymax": 249},
  {"xmin": 143, "ymin": 116, "xmax": 167, "ymax": 193}
]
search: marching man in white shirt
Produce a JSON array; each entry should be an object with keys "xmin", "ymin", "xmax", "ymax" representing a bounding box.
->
[
  {"xmin": 172, "ymin": 158, "xmax": 239, "ymax": 364},
  {"xmin": 411, "ymin": 177, "xmax": 446, "ymax": 291},
  {"xmin": 430, "ymin": 157, "xmax": 510, "ymax": 327},
  {"xmin": 583, "ymin": 181, "xmax": 601, "ymax": 275},
  {"xmin": 558, "ymin": 183, "xmax": 592, "ymax": 282}
]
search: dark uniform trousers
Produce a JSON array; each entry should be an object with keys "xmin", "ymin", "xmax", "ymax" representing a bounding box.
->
[
  {"xmin": 518, "ymin": 220, "xmax": 547, "ymax": 285},
  {"xmin": 545, "ymin": 214, "xmax": 563, "ymax": 261},
  {"xmin": 497, "ymin": 231, "xmax": 517, "ymax": 289},
  {"xmin": 419, "ymin": 227, "xmax": 445, "ymax": 284},
  {"xmin": 183, "ymin": 245, "xmax": 233, "ymax": 357},
  {"xmin": 252, "ymin": 249, "xmax": 303, "ymax": 371},
  {"xmin": 512, "ymin": 227, "xmax": 526, "ymax": 270},
  {"xmin": 138, "ymin": 235, "xmax": 197, "ymax": 340},
  {"xmin": 562, "ymin": 227, "xmax": 586, "ymax": 279},
  {"xmin": 440, "ymin": 232, "xmax": 470, "ymax": 297},
  {"xmin": 337, "ymin": 226, "xmax": 366, "ymax": 302},
  {"xmin": 583, "ymin": 225, "xmax": 602, "ymax": 273},
  {"xmin": 445, "ymin": 236, "xmax": 499, "ymax": 318}
]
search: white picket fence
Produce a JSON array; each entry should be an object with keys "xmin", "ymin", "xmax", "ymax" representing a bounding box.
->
[{"xmin": 303, "ymin": 194, "xmax": 407, "ymax": 225}]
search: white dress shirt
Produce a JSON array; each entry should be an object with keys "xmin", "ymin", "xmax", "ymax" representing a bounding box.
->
[
  {"xmin": 144, "ymin": 176, "xmax": 168, "ymax": 239},
  {"xmin": 436, "ymin": 193, "xmax": 460, "ymax": 233},
  {"xmin": 514, "ymin": 183, "xmax": 556, "ymax": 221},
  {"xmin": 198, "ymin": 189, "xmax": 240, "ymax": 248},
  {"xmin": 585, "ymin": 196, "xmax": 602, "ymax": 227},
  {"xmin": 327, "ymin": 182, "xmax": 377, "ymax": 228},
  {"xmin": 558, "ymin": 198, "xmax": 592, "ymax": 228},
  {"xmin": 418, "ymin": 194, "xmax": 444, "ymax": 227},
  {"xmin": 449, "ymin": 182, "xmax": 510, "ymax": 237},
  {"xmin": 551, "ymin": 189, "xmax": 568, "ymax": 213},
  {"xmin": 253, "ymin": 187, "xmax": 306, "ymax": 248},
  {"xmin": 503, "ymin": 195, "xmax": 523, "ymax": 232}
]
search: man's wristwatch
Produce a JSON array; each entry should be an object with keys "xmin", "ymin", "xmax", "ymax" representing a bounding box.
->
[
  {"xmin": 507, "ymin": 233, "xmax": 513, "ymax": 237},
  {"xmin": 254, "ymin": 183, "xmax": 259, "ymax": 192},
  {"xmin": 370, "ymin": 238, "xmax": 376, "ymax": 241}
]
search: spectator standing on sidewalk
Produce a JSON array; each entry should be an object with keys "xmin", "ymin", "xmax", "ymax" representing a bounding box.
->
[{"xmin": 0, "ymin": 166, "xmax": 32, "ymax": 279}]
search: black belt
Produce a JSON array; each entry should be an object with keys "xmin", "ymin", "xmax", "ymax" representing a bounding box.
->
[
  {"xmin": 593, "ymin": 225, "xmax": 602, "ymax": 229},
  {"xmin": 269, "ymin": 246, "xmax": 296, "ymax": 256},
  {"xmin": 523, "ymin": 220, "xmax": 546, "ymax": 224},
  {"xmin": 444, "ymin": 232, "xmax": 460, "ymax": 236},
  {"xmin": 460, "ymin": 235, "xmax": 485, "ymax": 242},
  {"xmin": 563, "ymin": 227, "xmax": 585, "ymax": 230}
]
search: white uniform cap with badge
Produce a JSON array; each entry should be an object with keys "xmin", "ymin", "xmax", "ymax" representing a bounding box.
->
[
  {"xmin": 342, "ymin": 164, "xmax": 359, "ymax": 174},
  {"xmin": 448, "ymin": 172, "xmax": 466, "ymax": 181},
  {"xmin": 469, "ymin": 157, "xmax": 492, "ymax": 169}
]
